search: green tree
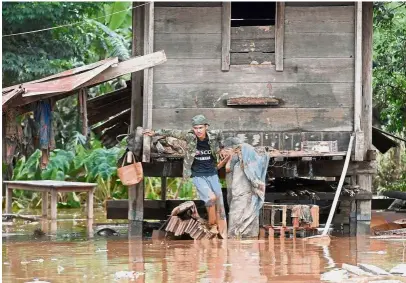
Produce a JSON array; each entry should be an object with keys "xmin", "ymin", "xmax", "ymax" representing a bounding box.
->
[
  {"xmin": 2, "ymin": 2, "xmax": 102, "ymax": 86},
  {"xmin": 2, "ymin": 2, "xmax": 131, "ymax": 87},
  {"xmin": 373, "ymin": 2, "xmax": 406, "ymax": 135},
  {"xmin": 3, "ymin": 2, "xmax": 132, "ymax": 147}
]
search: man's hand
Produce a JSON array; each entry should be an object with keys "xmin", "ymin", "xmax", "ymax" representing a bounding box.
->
[
  {"xmin": 217, "ymin": 154, "xmax": 231, "ymax": 170},
  {"xmin": 219, "ymin": 148, "xmax": 233, "ymax": 159},
  {"xmin": 143, "ymin": 129, "xmax": 155, "ymax": 136}
]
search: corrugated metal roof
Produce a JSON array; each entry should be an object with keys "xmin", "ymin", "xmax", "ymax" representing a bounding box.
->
[
  {"xmin": 2, "ymin": 51, "xmax": 167, "ymax": 109},
  {"xmin": 2, "ymin": 57, "xmax": 118, "ymax": 107}
]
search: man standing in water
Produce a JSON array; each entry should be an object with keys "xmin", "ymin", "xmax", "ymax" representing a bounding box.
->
[{"xmin": 143, "ymin": 114, "xmax": 228, "ymax": 238}]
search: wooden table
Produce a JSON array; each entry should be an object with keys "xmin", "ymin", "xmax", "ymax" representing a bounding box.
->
[{"xmin": 4, "ymin": 180, "xmax": 97, "ymax": 220}]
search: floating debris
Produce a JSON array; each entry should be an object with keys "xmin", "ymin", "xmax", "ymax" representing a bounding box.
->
[
  {"xmin": 342, "ymin": 263, "xmax": 373, "ymax": 276},
  {"xmin": 163, "ymin": 201, "xmax": 218, "ymax": 240},
  {"xmin": 25, "ymin": 279, "xmax": 50, "ymax": 283},
  {"xmin": 320, "ymin": 268, "xmax": 349, "ymax": 282},
  {"xmin": 33, "ymin": 228, "xmax": 46, "ymax": 238},
  {"xmin": 390, "ymin": 264, "xmax": 406, "ymax": 275},
  {"xmin": 96, "ymin": 228, "xmax": 119, "ymax": 237},
  {"xmin": 358, "ymin": 263, "xmax": 391, "ymax": 276},
  {"xmin": 57, "ymin": 265, "xmax": 64, "ymax": 274},
  {"xmin": 114, "ymin": 271, "xmax": 144, "ymax": 280},
  {"xmin": 361, "ymin": 251, "xmax": 387, "ymax": 255}
]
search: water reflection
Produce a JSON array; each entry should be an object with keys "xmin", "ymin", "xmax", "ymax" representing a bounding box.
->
[
  {"xmin": 3, "ymin": 235, "xmax": 406, "ymax": 283},
  {"xmin": 2, "ymin": 210, "xmax": 406, "ymax": 282}
]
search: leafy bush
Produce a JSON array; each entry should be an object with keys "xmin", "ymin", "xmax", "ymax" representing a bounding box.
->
[
  {"xmin": 10, "ymin": 133, "xmax": 198, "ymax": 209},
  {"xmin": 374, "ymin": 144, "xmax": 406, "ymax": 193}
]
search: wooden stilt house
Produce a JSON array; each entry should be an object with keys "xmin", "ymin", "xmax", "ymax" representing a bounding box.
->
[{"xmin": 118, "ymin": 1, "xmax": 377, "ymax": 236}]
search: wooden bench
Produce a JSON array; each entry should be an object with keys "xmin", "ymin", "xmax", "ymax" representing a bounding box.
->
[{"xmin": 4, "ymin": 180, "xmax": 97, "ymax": 220}]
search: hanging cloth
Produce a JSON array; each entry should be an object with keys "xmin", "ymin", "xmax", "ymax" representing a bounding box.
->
[
  {"xmin": 34, "ymin": 99, "xmax": 55, "ymax": 169},
  {"xmin": 34, "ymin": 99, "xmax": 55, "ymax": 150}
]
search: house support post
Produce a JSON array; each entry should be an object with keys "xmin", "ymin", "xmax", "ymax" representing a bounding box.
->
[
  {"xmin": 129, "ymin": 1, "xmax": 145, "ymax": 236},
  {"xmin": 78, "ymin": 88, "xmax": 88, "ymax": 138},
  {"xmin": 356, "ymin": 2, "xmax": 373, "ymax": 235}
]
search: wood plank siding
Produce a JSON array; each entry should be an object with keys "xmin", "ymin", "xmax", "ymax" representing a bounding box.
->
[{"xmin": 152, "ymin": 4, "xmax": 355, "ymax": 150}]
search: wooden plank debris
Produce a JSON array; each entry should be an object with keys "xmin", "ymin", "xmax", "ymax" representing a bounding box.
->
[
  {"xmin": 390, "ymin": 264, "xmax": 406, "ymax": 275},
  {"xmin": 227, "ymin": 97, "xmax": 279, "ymax": 106},
  {"xmin": 342, "ymin": 263, "xmax": 373, "ymax": 276},
  {"xmin": 85, "ymin": 51, "xmax": 166, "ymax": 88},
  {"xmin": 358, "ymin": 264, "xmax": 391, "ymax": 276},
  {"xmin": 374, "ymin": 228, "xmax": 406, "ymax": 236}
]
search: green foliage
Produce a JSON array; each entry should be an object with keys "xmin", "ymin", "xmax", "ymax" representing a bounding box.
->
[
  {"xmin": 373, "ymin": 2, "xmax": 406, "ymax": 134},
  {"xmin": 2, "ymin": 2, "xmax": 132, "ymax": 85},
  {"xmin": 11, "ymin": 134, "xmax": 127, "ymax": 209},
  {"xmin": 374, "ymin": 144, "xmax": 406, "ymax": 193},
  {"xmin": 2, "ymin": 2, "xmax": 103, "ymax": 86},
  {"xmin": 104, "ymin": 2, "xmax": 132, "ymax": 30}
]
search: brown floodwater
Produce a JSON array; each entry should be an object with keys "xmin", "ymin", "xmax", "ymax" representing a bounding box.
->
[{"xmin": 3, "ymin": 209, "xmax": 406, "ymax": 283}]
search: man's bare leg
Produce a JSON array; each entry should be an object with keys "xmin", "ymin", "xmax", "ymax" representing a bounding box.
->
[
  {"xmin": 207, "ymin": 205, "xmax": 217, "ymax": 226},
  {"xmin": 216, "ymin": 196, "xmax": 227, "ymax": 239},
  {"xmin": 207, "ymin": 191, "xmax": 217, "ymax": 224}
]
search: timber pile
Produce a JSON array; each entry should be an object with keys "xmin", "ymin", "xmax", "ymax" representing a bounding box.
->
[
  {"xmin": 374, "ymin": 228, "xmax": 406, "ymax": 236},
  {"xmin": 165, "ymin": 216, "xmax": 217, "ymax": 240},
  {"xmin": 163, "ymin": 201, "xmax": 218, "ymax": 240}
]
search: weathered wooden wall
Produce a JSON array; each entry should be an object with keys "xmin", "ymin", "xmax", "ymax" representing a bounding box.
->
[{"xmin": 152, "ymin": 4, "xmax": 355, "ymax": 150}]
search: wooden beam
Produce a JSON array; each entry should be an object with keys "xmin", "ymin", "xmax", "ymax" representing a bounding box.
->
[
  {"xmin": 142, "ymin": 2, "xmax": 154, "ymax": 163},
  {"xmin": 141, "ymin": 160, "xmax": 376, "ymax": 178},
  {"xmin": 227, "ymin": 97, "xmax": 279, "ymax": 106},
  {"xmin": 161, "ymin": 177, "xmax": 167, "ymax": 200},
  {"xmin": 86, "ymin": 51, "xmax": 166, "ymax": 88},
  {"xmin": 221, "ymin": 2, "xmax": 231, "ymax": 71},
  {"xmin": 129, "ymin": 2, "xmax": 145, "ymax": 236},
  {"xmin": 91, "ymin": 109, "xmax": 130, "ymax": 134},
  {"xmin": 78, "ymin": 88, "xmax": 88, "ymax": 137},
  {"xmin": 275, "ymin": 2, "xmax": 285, "ymax": 71},
  {"xmin": 357, "ymin": 2, "xmax": 374, "ymax": 223},
  {"xmin": 87, "ymin": 97, "xmax": 131, "ymax": 125},
  {"xmin": 362, "ymin": 2, "xmax": 373, "ymax": 158},
  {"xmin": 354, "ymin": 2, "xmax": 363, "ymax": 161},
  {"xmin": 87, "ymin": 87, "xmax": 131, "ymax": 109}
]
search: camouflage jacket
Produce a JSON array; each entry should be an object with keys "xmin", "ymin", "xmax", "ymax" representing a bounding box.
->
[{"xmin": 155, "ymin": 129, "xmax": 224, "ymax": 179}]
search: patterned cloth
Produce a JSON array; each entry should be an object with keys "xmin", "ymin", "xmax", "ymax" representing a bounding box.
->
[
  {"xmin": 154, "ymin": 129, "xmax": 224, "ymax": 179},
  {"xmin": 225, "ymin": 139, "xmax": 270, "ymax": 238},
  {"xmin": 34, "ymin": 100, "xmax": 55, "ymax": 150},
  {"xmin": 4, "ymin": 108, "xmax": 24, "ymax": 164}
]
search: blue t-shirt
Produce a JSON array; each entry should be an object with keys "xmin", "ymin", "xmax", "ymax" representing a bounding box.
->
[{"xmin": 191, "ymin": 136, "xmax": 217, "ymax": 177}]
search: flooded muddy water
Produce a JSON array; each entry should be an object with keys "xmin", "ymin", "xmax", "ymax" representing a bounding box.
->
[{"xmin": 3, "ymin": 209, "xmax": 406, "ymax": 283}]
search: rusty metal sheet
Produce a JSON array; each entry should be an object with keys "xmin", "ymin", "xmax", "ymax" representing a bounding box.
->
[
  {"xmin": 2, "ymin": 58, "xmax": 118, "ymax": 94},
  {"xmin": 3, "ymin": 51, "xmax": 166, "ymax": 108},
  {"xmin": 22, "ymin": 57, "xmax": 118, "ymax": 97},
  {"xmin": 2, "ymin": 86, "xmax": 25, "ymax": 106},
  {"xmin": 2, "ymin": 57, "xmax": 118, "ymax": 108},
  {"xmin": 28, "ymin": 58, "xmax": 118, "ymax": 84}
]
